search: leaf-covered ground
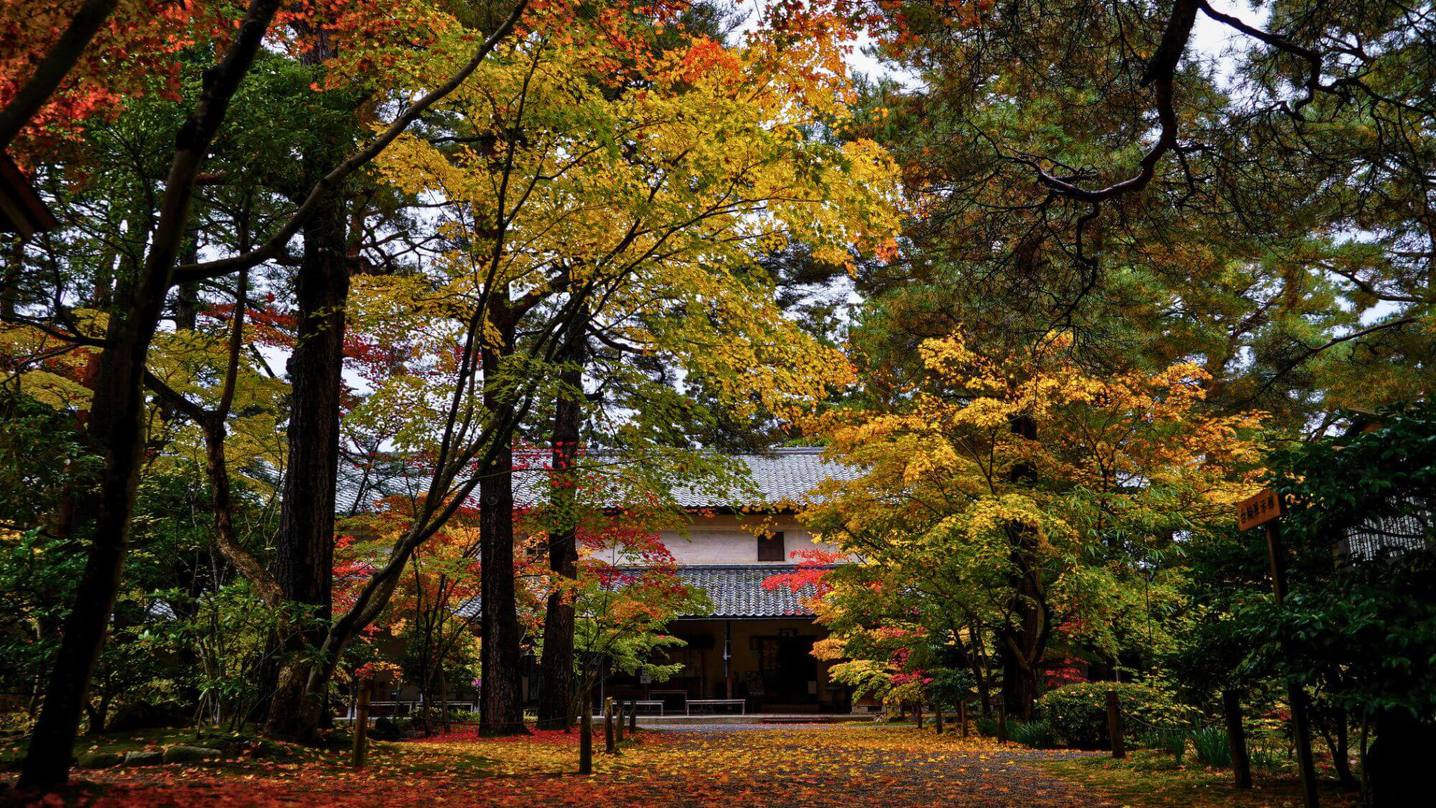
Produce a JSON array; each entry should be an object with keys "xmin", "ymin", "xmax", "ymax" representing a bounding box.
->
[
  {"xmin": 3, "ymin": 724, "xmax": 1353, "ymax": 807},
  {"xmin": 1037, "ymin": 749, "xmax": 1362, "ymax": 808}
]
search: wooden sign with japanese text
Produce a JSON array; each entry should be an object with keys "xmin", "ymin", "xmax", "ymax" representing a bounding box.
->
[{"xmin": 1237, "ymin": 489, "xmax": 1283, "ymax": 531}]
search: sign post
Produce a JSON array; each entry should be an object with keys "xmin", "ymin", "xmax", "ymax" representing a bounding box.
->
[{"xmin": 1237, "ymin": 489, "xmax": 1318, "ymax": 808}]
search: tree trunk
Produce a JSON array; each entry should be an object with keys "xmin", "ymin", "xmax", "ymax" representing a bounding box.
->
[
  {"xmin": 1001, "ymin": 650, "xmax": 1042, "ymax": 722},
  {"xmin": 14, "ymin": 0, "xmax": 288, "ymax": 768},
  {"xmin": 1001, "ymin": 413, "xmax": 1048, "ymax": 720},
  {"xmin": 18, "ymin": 271, "xmax": 153, "ymax": 787},
  {"xmin": 1223, "ymin": 688, "xmax": 1253, "ymax": 789},
  {"xmin": 265, "ymin": 185, "xmax": 349, "ymax": 742},
  {"xmin": 479, "ymin": 297, "xmax": 526, "ymax": 735},
  {"xmin": 439, "ymin": 668, "xmax": 450, "ymax": 735},
  {"xmin": 351, "ymin": 680, "xmax": 370, "ymax": 769},
  {"xmin": 604, "ymin": 697, "xmax": 615, "ymax": 753},
  {"xmin": 1365, "ymin": 709, "xmax": 1436, "ymax": 806},
  {"xmin": 1330, "ymin": 709, "xmax": 1356, "ymax": 790},
  {"xmin": 538, "ymin": 311, "xmax": 584, "ymax": 729}
]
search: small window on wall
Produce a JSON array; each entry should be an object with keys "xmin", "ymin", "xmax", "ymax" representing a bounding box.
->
[{"xmin": 757, "ymin": 532, "xmax": 785, "ymax": 562}]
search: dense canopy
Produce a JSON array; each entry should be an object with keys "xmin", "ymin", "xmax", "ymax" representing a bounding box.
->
[{"xmin": 1, "ymin": 1, "xmax": 1432, "ymax": 806}]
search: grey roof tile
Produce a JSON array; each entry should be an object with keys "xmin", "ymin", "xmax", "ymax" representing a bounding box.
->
[
  {"xmin": 512, "ymin": 446, "xmax": 855, "ymax": 511},
  {"xmin": 673, "ymin": 565, "xmax": 824, "ymax": 618}
]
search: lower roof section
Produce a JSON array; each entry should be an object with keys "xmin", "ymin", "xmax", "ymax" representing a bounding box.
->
[{"xmin": 673, "ymin": 565, "xmax": 820, "ymax": 619}]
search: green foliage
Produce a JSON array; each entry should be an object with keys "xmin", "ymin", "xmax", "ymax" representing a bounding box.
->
[
  {"xmin": 1174, "ymin": 402, "xmax": 1436, "ymax": 729},
  {"xmin": 1188, "ymin": 726, "xmax": 1231, "ymax": 768},
  {"xmin": 1008, "ymin": 719, "xmax": 1055, "ymax": 748},
  {"xmin": 0, "ymin": 391, "xmax": 99, "ymax": 528},
  {"xmin": 177, "ymin": 581, "xmax": 288, "ymax": 728},
  {"xmin": 1248, "ymin": 738, "xmax": 1288, "ymax": 772},
  {"xmin": 926, "ymin": 668, "xmax": 976, "ymax": 710},
  {"xmin": 1037, "ymin": 682, "xmax": 1191, "ymax": 749},
  {"xmin": 0, "ymin": 527, "xmax": 86, "ymax": 727}
]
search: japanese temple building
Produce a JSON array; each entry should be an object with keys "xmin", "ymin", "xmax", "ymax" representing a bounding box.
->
[{"xmin": 603, "ymin": 447, "xmax": 857, "ymax": 714}]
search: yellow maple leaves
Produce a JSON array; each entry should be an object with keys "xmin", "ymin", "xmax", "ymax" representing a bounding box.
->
[{"xmin": 367, "ymin": 21, "xmax": 899, "ymax": 429}]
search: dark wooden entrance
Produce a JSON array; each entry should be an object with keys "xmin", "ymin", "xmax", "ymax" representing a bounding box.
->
[{"xmin": 756, "ymin": 634, "xmax": 817, "ymax": 705}]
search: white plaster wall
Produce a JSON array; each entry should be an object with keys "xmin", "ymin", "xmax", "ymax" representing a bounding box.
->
[{"xmin": 660, "ymin": 513, "xmax": 844, "ymax": 565}]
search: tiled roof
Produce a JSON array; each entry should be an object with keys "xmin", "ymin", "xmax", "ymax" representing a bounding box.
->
[
  {"xmin": 512, "ymin": 446, "xmax": 857, "ymax": 512},
  {"xmin": 675, "ymin": 565, "xmax": 822, "ymax": 619},
  {"xmin": 678, "ymin": 448, "xmax": 857, "ymax": 509},
  {"xmin": 336, "ymin": 447, "xmax": 858, "ymax": 515}
]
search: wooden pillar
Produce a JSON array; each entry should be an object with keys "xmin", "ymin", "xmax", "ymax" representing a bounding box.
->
[
  {"xmin": 723, "ymin": 620, "xmax": 733, "ymax": 699},
  {"xmin": 439, "ymin": 668, "xmax": 450, "ymax": 735},
  {"xmin": 935, "ymin": 704, "xmax": 944, "ymax": 734},
  {"xmin": 996, "ymin": 699, "xmax": 1008, "ymax": 743},
  {"xmin": 1223, "ymin": 688, "xmax": 1252, "ymax": 789},
  {"xmin": 351, "ymin": 680, "xmax": 371, "ymax": 769},
  {"xmin": 615, "ymin": 699, "xmax": 625, "ymax": 744},
  {"xmin": 959, "ymin": 701, "xmax": 969, "ymax": 737},
  {"xmin": 628, "ymin": 700, "xmax": 637, "ymax": 733},
  {"xmin": 915, "ymin": 701, "xmax": 924, "ymax": 730},
  {"xmin": 603, "ymin": 697, "xmax": 616, "ymax": 754},
  {"xmin": 1106, "ymin": 689, "xmax": 1125, "ymax": 759},
  {"xmin": 579, "ymin": 696, "xmax": 592, "ymax": 774}
]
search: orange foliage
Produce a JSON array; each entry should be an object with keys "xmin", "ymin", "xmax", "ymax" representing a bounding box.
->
[{"xmin": 1, "ymin": 0, "xmax": 222, "ymax": 154}]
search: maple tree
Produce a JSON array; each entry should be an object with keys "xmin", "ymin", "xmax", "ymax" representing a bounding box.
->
[
  {"xmin": 794, "ymin": 329, "xmax": 1262, "ymax": 718},
  {"xmin": 358, "ymin": 2, "xmax": 897, "ymax": 732}
]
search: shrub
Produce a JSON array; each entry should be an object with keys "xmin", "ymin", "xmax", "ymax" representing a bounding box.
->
[
  {"xmin": 1009, "ymin": 719, "xmax": 1054, "ymax": 748},
  {"xmin": 974, "ymin": 716, "xmax": 1000, "ymax": 737},
  {"xmin": 1190, "ymin": 726, "xmax": 1232, "ymax": 767},
  {"xmin": 1036, "ymin": 681, "xmax": 1191, "ymax": 749},
  {"xmin": 370, "ymin": 717, "xmax": 403, "ymax": 741}
]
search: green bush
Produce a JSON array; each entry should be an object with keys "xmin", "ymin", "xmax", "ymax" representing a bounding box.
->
[
  {"xmin": 974, "ymin": 716, "xmax": 999, "ymax": 737},
  {"xmin": 1008, "ymin": 719, "xmax": 1054, "ymax": 748},
  {"xmin": 1190, "ymin": 726, "xmax": 1232, "ymax": 767},
  {"xmin": 1036, "ymin": 681, "xmax": 1191, "ymax": 749}
]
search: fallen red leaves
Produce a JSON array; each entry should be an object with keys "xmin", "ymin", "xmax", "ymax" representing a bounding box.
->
[{"xmin": 8, "ymin": 725, "xmax": 1115, "ymax": 807}]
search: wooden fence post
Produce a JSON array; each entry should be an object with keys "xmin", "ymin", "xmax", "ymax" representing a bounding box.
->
[
  {"xmin": 351, "ymin": 680, "xmax": 371, "ymax": 769},
  {"xmin": 604, "ymin": 697, "xmax": 616, "ymax": 754},
  {"xmin": 1223, "ymin": 689, "xmax": 1253, "ymax": 789},
  {"xmin": 915, "ymin": 701, "xmax": 924, "ymax": 730},
  {"xmin": 935, "ymin": 704, "xmax": 944, "ymax": 734},
  {"xmin": 959, "ymin": 701, "xmax": 969, "ymax": 737},
  {"xmin": 1106, "ymin": 689, "xmax": 1126, "ymax": 759},
  {"xmin": 996, "ymin": 699, "xmax": 1008, "ymax": 743},
  {"xmin": 615, "ymin": 699, "xmax": 625, "ymax": 745},
  {"xmin": 579, "ymin": 696, "xmax": 593, "ymax": 774},
  {"xmin": 628, "ymin": 700, "xmax": 637, "ymax": 733}
]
